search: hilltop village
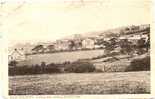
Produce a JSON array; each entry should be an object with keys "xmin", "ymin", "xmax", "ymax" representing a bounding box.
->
[{"xmin": 9, "ymin": 24, "xmax": 150, "ymax": 62}]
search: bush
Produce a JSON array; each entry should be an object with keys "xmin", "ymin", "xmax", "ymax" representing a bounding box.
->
[
  {"xmin": 9, "ymin": 62, "xmax": 62, "ymax": 76},
  {"xmin": 9, "ymin": 65, "xmax": 34, "ymax": 75},
  {"xmin": 64, "ymin": 61, "xmax": 96, "ymax": 73},
  {"xmin": 126, "ymin": 56, "xmax": 150, "ymax": 71},
  {"xmin": 9, "ymin": 61, "xmax": 100, "ymax": 75},
  {"xmin": 45, "ymin": 63, "xmax": 62, "ymax": 73},
  {"xmin": 9, "ymin": 61, "xmax": 18, "ymax": 66}
]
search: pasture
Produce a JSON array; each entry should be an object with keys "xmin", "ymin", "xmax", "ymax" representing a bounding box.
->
[
  {"xmin": 9, "ymin": 71, "xmax": 150, "ymax": 95},
  {"xmin": 25, "ymin": 49, "xmax": 105, "ymax": 65}
]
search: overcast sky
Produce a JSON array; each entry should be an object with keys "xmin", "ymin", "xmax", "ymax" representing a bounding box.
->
[{"xmin": 0, "ymin": 0, "xmax": 151, "ymax": 46}]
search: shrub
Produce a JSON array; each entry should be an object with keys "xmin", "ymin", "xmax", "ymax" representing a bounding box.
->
[
  {"xmin": 9, "ymin": 65, "xmax": 31, "ymax": 75},
  {"xmin": 9, "ymin": 61, "xmax": 99, "ymax": 75},
  {"xmin": 45, "ymin": 63, "xmax": 61, "ymax": 73},
  {"xmin": 9, "ymin": 61, "xmax": 18, "ymax": 67},
  {"xmin": 64, "ymin": 61, "xmax": 96, "ymax": 73},
  {"xmin": 126, "ymin": 56, "xmax": 150, "ymax": 71},
  {"xmin": 9, "ymin": 62, "xmax": 62, "ymax": 76}
]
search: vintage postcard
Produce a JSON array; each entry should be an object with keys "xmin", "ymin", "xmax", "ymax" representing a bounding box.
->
[{"xmin": 0, "ymin": 0, "xmax": 155, "ymax": 99}]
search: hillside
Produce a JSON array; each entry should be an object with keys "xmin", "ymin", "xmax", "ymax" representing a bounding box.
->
[
  {"xmin": 63, "ymin": 24, "xmax": 150, "ymax": 39},
  {"xmin": 9, "ymin": 24, "xmax": 150, "ymax": 52}
]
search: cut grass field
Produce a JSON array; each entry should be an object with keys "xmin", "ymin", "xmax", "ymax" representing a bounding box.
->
[{"xmin": 9, "ymin": 71, "xmax": 150, "ymax": 95}]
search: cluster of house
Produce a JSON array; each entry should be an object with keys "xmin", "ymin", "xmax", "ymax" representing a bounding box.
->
[
  {"xmin": 119, "ymin": 32, "xmax": 149, "ymax": 45},
  {"xmin": 31, "ymin": 37, "xmax": 96, "ymax": 54},
  {"xmin": 8, "ymin": 24, "xmax": 150, "ymax": 62}
]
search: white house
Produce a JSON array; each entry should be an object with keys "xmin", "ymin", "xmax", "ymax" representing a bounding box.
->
[
  {"xmin": 82, "ymin": 38, "xmax": 95, "ymax": 49},
  {"xmin": 8, "ymin": 49, "xmax": 26, "ymax": 62},
  {"xmin": 55, "ymin": 40, "xmax": 70, "ymax": 51},
  {"xmin": 104, "ymin": 37, "xmax": 111, "ymax": 41},
  {"xmin": 139, "ymin": 24, "xmax": 150, "ymax": 30},
  {"xmin": 128, "ymin": 35, "xmax": 141, "ymax": 40}
]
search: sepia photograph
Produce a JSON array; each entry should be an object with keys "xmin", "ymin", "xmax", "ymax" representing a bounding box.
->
[{"xmin": 5, "ymin": 0, "xmax": 151, "ymax": 95}]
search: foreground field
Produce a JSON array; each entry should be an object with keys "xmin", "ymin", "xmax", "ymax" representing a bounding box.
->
[{"xmin": 9, "ymin": 71, "xmax": 150, "ymax": 95}]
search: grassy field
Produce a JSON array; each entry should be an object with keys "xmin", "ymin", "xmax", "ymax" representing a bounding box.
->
[
  {"xmin": 9, "ymin": 71, "xmax": 150, "ymax": 95},
  {"xmin": 25, "ymin": 49, "xmax": 105, "ymax": 65}
]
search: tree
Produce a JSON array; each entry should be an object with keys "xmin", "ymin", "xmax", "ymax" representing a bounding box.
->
[
  {"xmin": 131, "ymin": 25, "xmax": 139, "ymax": 31},
  {"xmin": 64, "ymin": 61, "xmax": 96, "ymax": 73},
  {"xmin": 9, "ymin": 60, "xmax": 18, "ymax": 67},
  {"xmin": 104, "ymin": 41, "xmax": 113, "ymax": 54},
  {"xmin": 136, "ymin": 38, "xmax": 146, "ymax": 55},
  {"xmin": 69, "ymin": 40, "xmax": 75, "ymax": 50},
  {"xmin": 47, "ymin": 45, "xmax": 55, "ymax": 52},
  {"xmin": 125, "ymin": 27, "xmax": 130, "ymax": 31},
  {"xmin": 41, "ymin": 62, "xmax": 46, "ymax": 72},
  {"xmin": 109, "ymin": 38, "xmax": 117, "ymax": 47},
  {"xmin": 103, "ymin": 38, "xmax": 118, "ymax": 54},
  {"xmin": 145, "ymin": 27, "xmax": 150, "ymax": 33},
  {"xmin": 145, "ymin": 35, "xmax": 150, "ymax": 51},
  {"xmin": 96, "ymin": 38, "xmax": 103, "ymax": 45},
  {"xmin": 119, "ymin": 39, "xmax": 133, "ymax": 55},
  {"xmin": 126, "ymin": 56, "xmax": 150, "ymax": 71}
]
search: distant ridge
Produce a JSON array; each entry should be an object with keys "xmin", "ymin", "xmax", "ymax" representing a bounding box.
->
[
  {"xmin": 9, "ymin": 24, "xmax": 150, "ymax": 51},
  {"xmin": 63, "ymin": 24, "xmax": 150, "ymax": 39}
]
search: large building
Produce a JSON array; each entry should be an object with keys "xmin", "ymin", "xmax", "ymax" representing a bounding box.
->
[
  {"xmin": 82, "ymin": 38, "xmax": 95, "ymax": 49},
  {"xmin": 55, "ymin": 40, "xmax": 70, "ymax": 51}
]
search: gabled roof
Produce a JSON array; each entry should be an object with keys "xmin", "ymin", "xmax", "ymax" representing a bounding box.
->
[{"xmin": 10, "ymin": 49, "xmax": 24, "ymax": 56}]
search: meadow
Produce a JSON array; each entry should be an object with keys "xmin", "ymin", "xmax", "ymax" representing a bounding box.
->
[
  {"xmin": 9, "ymin": 71, "xmax": 150, "ymax": 95},
  {"xmin": 25, "ymin": 49, "xmax": 105, "ymax": 65}
]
